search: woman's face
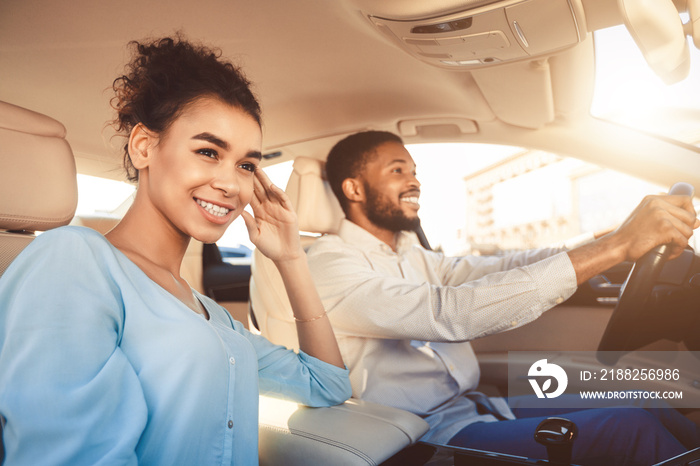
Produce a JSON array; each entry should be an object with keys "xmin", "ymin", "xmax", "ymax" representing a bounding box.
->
[{"xmin": 137, "ymin": 96, "xmax": 262, "ymax": 244}]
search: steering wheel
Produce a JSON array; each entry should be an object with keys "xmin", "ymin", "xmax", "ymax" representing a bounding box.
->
[{"xmin": 597, "ymin": 182, "xmax": 695, "ymax": 365}]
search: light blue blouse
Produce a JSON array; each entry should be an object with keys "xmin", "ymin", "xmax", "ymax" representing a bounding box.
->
[{"xmin": 0, "ymin": 226, "xmax": 351, "ymax": 465}]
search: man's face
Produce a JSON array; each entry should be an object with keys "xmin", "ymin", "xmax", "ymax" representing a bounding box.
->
[{"xmin": 360, "ymin": 141, "xmax": 421, "ymax": 232}]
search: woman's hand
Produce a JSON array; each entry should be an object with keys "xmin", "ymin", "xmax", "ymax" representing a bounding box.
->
[
  {"xmin": 242, "ymin": 168, "xmax": 345, "ymax": 369},
  {"xmin": 241, "ymin": 168, "xmax": 303, "ymax": 264}
]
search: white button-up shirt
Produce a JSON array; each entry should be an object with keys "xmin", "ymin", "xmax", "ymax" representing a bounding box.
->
[{"xmin": 307, "ymin": 219, "xmax": 581, "ymax": 444}]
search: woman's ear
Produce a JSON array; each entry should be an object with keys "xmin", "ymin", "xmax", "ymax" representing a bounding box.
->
[
  {"xmin": 341, "ymin": 177, "xmax": 365, "ymax": 203},
  {"xmin": 127, "ymin": 123, "xmax": 156, "ymax": 170}
]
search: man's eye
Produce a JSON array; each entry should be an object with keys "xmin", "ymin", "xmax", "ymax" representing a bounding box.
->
[
  {"xmin": 239, "ymin": 162, "xmax": 257, "ymax": 173},
  {"xmin": 197, "ymin": 148, "xmax": 218, "ymax": 159},
  {"xmin": 392, "ymin": 168, "xmax": 402, "ymax": 173}
]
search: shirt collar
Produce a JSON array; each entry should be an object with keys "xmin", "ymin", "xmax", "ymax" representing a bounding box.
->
[{"xmin": 336, "ymin": 219, "xmax": 420, "ymax": 254}]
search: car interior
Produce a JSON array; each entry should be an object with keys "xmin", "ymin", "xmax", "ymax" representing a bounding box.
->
[{"xmin": 2, "ymin": 0, "xmax": 700, "ymax": 464}]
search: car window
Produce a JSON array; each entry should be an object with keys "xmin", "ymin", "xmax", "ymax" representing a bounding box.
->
[
  {"xmin": 407, "ymin": 144, "xmax": 664, "ymax": 256},
  {"xmin": 75, "ymin": 174, "xmax": 135, "ymax": 218}
]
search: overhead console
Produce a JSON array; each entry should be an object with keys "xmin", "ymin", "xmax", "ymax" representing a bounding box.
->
[{"xmin": 366, "ymin": 0, "xmax": 586, "ymax": 69}]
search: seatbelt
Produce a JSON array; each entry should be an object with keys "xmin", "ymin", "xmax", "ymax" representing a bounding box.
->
[
  {"xmin": 415, "ymin": 222, "xmax": 432, "ymax": 251},
  {"xmin": 466, "ymin": 392, "xmax": 510, "ymax": 421}
]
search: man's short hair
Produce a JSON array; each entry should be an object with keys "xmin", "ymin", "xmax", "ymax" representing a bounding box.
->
[{"xmin": 325, "ymin": 131, "xmax": 404, "ymax": 215}]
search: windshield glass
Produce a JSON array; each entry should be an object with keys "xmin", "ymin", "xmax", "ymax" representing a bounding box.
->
[
  {"xmin": 405, "ymin": 145, "xmax": 662, "ymax": 256},
  {"xmin": 591, "ymin": 25, "xmax": 700, "ymax": 145}
]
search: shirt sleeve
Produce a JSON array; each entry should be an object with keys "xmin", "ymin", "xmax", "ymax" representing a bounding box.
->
[
  {"xmin": 0, "ymin": 229, "xmax": 147, "ymax": 466},
  {"xmin": 307, "ymin": 240, "xmax": 578, "ymax": 343},
  {"xmin": 429, "ymin": 232, "xmax": 596, "ymax": 287},
  {"xmin": 432, "ymin": 245, "xmax": 570, "ymax": 286},
  {"xmin": 225, "ymin": 316, "xmax": 351, "ymax": 407}
]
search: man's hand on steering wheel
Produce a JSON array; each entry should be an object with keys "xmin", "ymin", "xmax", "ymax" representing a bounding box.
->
[
  {"xmin": 567, "ymin": 190, "xmax": 698, "ymax": 287},
  {"xmin": 612, "ymin": 193, "xmax": 699, "ymax": 263}
]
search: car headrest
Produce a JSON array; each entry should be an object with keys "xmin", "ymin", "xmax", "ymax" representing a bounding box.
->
[
  {"xmin": 284, "ymin": 156, "xmax": 344, "ymax": 235},
  {"xmin": 0, "ymin": 101, "xmax": 78, "ymax": 232}
]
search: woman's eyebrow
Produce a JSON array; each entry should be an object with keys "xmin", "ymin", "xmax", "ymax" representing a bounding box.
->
[{"xmin": 192, "ymin": 132, "xmax": 230, "ymax": 150}]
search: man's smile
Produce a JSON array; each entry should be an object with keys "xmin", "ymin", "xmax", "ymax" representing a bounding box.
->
[{"xmin": 400, "ymin": 192, "xmax": 420, "ymax": 208}]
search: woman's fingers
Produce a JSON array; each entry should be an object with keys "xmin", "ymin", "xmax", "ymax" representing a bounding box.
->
[
  {"xmin": 252, "ymin": 169, "xmax": 267, "ymax": 205},
  {"xmin": 255, "ymin": 166, "xmax": 273, "ymax": 185},
  {"xmin": 241, "ymin": 210, "xmax": 257, "ymax": 237},
  {"xmin": 252, "ymin": 168, "xmax": 292, "ymax": 211}
]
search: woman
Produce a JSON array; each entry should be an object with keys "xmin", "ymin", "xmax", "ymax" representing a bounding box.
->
[{"xmin": 0, "ymin": 36, "xmax": 350, "ymax": 465}]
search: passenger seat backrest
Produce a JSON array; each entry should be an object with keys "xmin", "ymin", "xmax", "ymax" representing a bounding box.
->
[
  {"xmin": 0, "ymin": 100, "xmax": 78, "ymax": 463},
  {"xmin": 0, "ymin": 101, "xmax": 78, "ymax": 278},
  {"xmin": 285, "ymin": 156, "xmax": 344, "ymax": 235},
  {"xmin": 249, "ymin": 156, "xmax": 343, "ymax": 348}
]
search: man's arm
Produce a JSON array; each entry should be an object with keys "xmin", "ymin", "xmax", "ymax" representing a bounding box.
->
[
  {"xmin": 308, "ymin": 239, "xmax": 577, "ymax": 343},
  {"xmin": 568, "ymin": 194, "xmax": 699, "ymax": 285}
]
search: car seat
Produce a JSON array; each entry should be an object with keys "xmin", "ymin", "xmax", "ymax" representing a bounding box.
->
[
  {"xmin": 0, "ymin": 100, "xmax": 78, "ymax": 462},
  {"xmin": 0, "ymin": 100, "xmax": 77, "ymax": 277}
]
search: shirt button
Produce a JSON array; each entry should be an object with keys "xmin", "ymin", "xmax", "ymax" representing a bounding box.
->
[
  {"xmin": 228, "ymin": 420, "xmax": 234, "ymax": 429},
  {"xmin": 511, "ymin": 321, "xmax": 518, "ymax": 327},
  {"xmin": 555, "ymin": 297, "xmax": 564, "ymax": 304},
  {"xmin": 229, "ymin": 357, "xmax": 236, "ymax": 365}
]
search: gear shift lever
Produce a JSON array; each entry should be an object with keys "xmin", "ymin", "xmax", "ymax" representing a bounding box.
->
[{"xmin": 534, "ymin": 417, "xmax": 578, "ymax": 465}]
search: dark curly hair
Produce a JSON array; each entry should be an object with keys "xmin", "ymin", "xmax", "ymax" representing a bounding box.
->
[
  {"xmin": 325, "ymin": 131, "xmax": 404, "ymax": 215},
  {"xmin": 111, "ymin": 35, "xmax": 262, "ymax": 182}
]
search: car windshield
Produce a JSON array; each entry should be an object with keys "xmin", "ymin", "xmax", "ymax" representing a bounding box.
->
[{"xmin": 591, "ymin": 25, "xmax": 700, "ymax": 145}]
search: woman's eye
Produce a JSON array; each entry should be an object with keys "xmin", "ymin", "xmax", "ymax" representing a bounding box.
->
[
  {"xmin": 239, "ymin": 162, "xmax": 257, "ymax": 173},
  {"xmin": 197, "ymin": 148, "xmax": 218, "ymax": 159}
]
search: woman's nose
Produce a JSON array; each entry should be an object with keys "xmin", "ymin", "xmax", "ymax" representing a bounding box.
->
[{"xmin": 211, "ymin": 166, "xmax": 240, "ymax": 197}]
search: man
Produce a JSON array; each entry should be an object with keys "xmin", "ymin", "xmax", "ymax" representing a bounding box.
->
[{"xmin": 306, "ymin": 130, "xmax": 700, "ymax": 464}]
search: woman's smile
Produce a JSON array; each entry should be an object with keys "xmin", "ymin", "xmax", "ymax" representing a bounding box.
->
[{"xmin": 195, "ymin": 197, "xmax": 235, "ymax": 225}]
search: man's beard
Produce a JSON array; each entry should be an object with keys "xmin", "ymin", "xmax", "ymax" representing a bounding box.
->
[{"xmin": 364, "ymin": 181, "xmax": 420, "ymax": 233}]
